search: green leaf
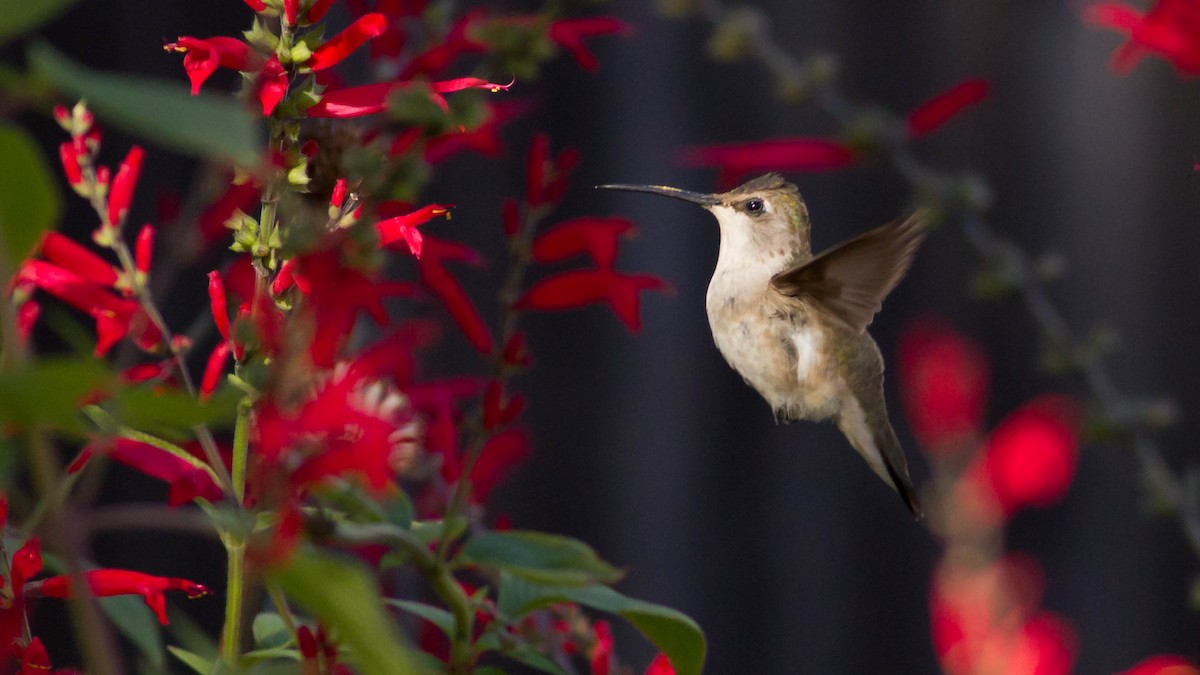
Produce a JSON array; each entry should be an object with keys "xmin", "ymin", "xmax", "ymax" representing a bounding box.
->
[
  {"xmin": 498, "ymin": 574, "xmax": 706, "ymax": 675},
  {"xmin": 500, "ymin": 644, "xmax": 569, "ymax": 675},
  {"xmin": 167, "ymin": 645, "xmax": 212, "ymax": 675},
  {"xmin": 0, "ymin": 122, "xmax": 60, "ymax": 270},
  {"xmin": 384, "ymin": 599, "xmax": 455, "ymax": 637},
  {"xmin": 241, "ymin": 646, "xmax": 301, "ymax": 664},
  {"xmin": 100, "ymin": 595, "xmax": 164, "ymax": 669},
  {"xmin": 28, "ymin": 42, "xmax": 261, "ymax": 164},
  {"xmin": 109, "ymin": 386, "xmax": 240, "ymax": 439},
  {"xmin": 271, "ymin": 548, "xmax": 433, "ymax": 675},
  {"xmin": 252, "ymin": 612, "xmax": 290, "ymax": 650},
  {"xmin": 0, "ymin": 0, "xmax": 78, "ymax": 44},
  {"xmin": 0, "ymin": 357, "xmax": 112, "ymax": 435},
  {"xmin": 459, "ymin": 530, "xmax": 623, "ymax": 586}
]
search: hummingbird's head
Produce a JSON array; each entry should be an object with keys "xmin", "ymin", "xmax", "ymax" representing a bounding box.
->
[{"xmin": 598, "ymin": 173, "xmax": 812, "ymax": 262}]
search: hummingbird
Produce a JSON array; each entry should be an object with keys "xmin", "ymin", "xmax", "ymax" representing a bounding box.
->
[{"xmin": 599, "ymin": 173, "xmax": 925, "ymax": 517}]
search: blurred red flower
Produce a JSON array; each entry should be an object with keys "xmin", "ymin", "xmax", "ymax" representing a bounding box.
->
[
  {"xmin": 1086, "ymin": 0, "xmax": 1200, "ymax": 74},
  {"xmin": 681, "ymin": 138, "xmax": 855, "ymax": 190},
  {"xmin": 977, "ymin": 396, "xmax": 1081, "ymax": 516},
  {"xmin": 907, "ymin": 78, "xmax": 990, "ymax": 138},
  {"xmin": 1119, "ymin": 655, "xmax": 1200, "ymax": 675},
  {"xmin": 898, "ymin": 318, "xmax": 989, "ymax": 452},
  {"xmin": 36, "ymin": 570, "xmax": 208, "ymax": 625}
]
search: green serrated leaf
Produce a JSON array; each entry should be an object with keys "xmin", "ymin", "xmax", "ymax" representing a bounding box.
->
[
  {"xmin": 271, "ymin": 548, "xmax": 433, "ymax": 675},
  {"xmin": 498, "ymin": 574, "xmax": 706, "ymax": 675},
  {"xmin": 252, "ymin": 612, "xmax": 290, "ymax": 649},
  {"xmin": 167, "ymin": 645, "xmax": 212, "ymax": 675},
  {"xmin": 384, "ymin": 598, "xmax": 455, "ymax": 637},
  {"xmin": 100, "ymin": 595, "xmax": 164, "ymax": 669},
  {"xmin": 0, "ymin": 357, "xmax": 112, "ymax": 435},
  {"xmin": 0, "ymin": 122, "xmax": 60, "ymax": 270},
  {"xmin": 29, "ymin": 42, "xmax": 261, "ymax": 164},
  {"xmin": 459, "ymin": 530, "xmax": 622, "ymax": 586},
  {"xmin": 0, "ymin": 0, "xmax": 78, "ymax": 44}
]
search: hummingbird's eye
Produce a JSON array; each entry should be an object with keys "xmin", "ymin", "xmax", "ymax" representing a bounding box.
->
[{"xmin": 745, "ymin": 198, "xmax": 765, "ymax": 214}]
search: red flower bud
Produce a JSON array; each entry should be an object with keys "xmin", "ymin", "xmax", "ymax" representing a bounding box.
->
[
  {"xmin": 107, "ymin": 145, "xmax": 145, "ymax": 227},
  {"xmin": 135, "ymin": 224, "xmax": 154, "ymax": 275}
]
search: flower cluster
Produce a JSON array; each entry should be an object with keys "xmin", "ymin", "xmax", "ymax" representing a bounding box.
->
[
  {"xmin": 900, "ymin": 319, "xmax": 1196, "ymax": 675},
  {"xmin": 1, "ymin": 2, "xmax": 695, "ymax": 673}
]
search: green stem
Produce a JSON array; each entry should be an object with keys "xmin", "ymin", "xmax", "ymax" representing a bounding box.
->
[
  {"xmin": 232, "ymin": 399, "xmax": 251, "ymax": 504},
  {"xmin": 220, "ymin": 539, "xmax": 247, "ymax": 669}
]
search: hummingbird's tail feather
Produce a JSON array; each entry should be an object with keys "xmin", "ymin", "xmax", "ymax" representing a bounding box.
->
[{"xmin": 834, "ymin": 396, "xmax": 923, "ymax": 519}]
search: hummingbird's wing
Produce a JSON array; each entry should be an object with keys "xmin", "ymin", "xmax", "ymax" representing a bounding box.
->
[{"xmin": 769, "ymin": 213, "xmax": 926, "ymax": 334}]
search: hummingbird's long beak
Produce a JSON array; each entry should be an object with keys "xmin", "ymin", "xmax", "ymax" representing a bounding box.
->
[{"xmin": 596, "ymin": 183, "xmax": 720, "ymax": 207}]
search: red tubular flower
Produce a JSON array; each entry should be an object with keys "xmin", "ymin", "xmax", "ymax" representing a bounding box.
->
[
  {"xmin": 73, "ymin": 438, "xmax": 223, "ymax": 506},
  {"xmin": 243, "ymin": 0, "xmax": 267, "ymax": 11},
  {"xmin": 37, "ymin": 569, "xmax": 209, "ymax": 625},
  {"xmin": 525, "ymin": 134, "xmax": 581, "ymax": 207},
  {"xmin": 135, "ymin": 224, "xmax": 154, "ymax": 275},
  {"xmin": 164, "ymin": 36, "xmax": 253, "ymax": 95},
  {"xmin": 1119, "ymin": 656, "xmax": 1200, "ymax": 675},
  {"xmin": 397, "ymin": 10, "xmax": 486, "ymax": 76},
  {"xmin": 906, "ymin": 78, "xmax": 989, "ymax": 138},
  {"xmin": 646, "ymin": 655, "xmax": 676, "ymax": 675},
  {"xmin": 107, "ymin": 145, "xmax": 145, "ymax": 228},
  {"xmin": 39, "ymin": 232, "xmax": 118, "ymax": 287},
  {"xmin": 417, "ymin": 236, "xmax": 494, "ymax": 354},
  {"xmin": 15, "ymin": 260, "xmax": 161, "ymax": 355},
  {"xmin": 201, "ymin": 341, "xmax": 232, "ymax": 399},
  {"xmin": 897, "ymin": 318, "xmax": 989, "ymax": 452},
  {"xmin": 59, "ymin": 141, "xmax": 84, "ymax": 187},
  {"xmin": 1086, "ymin": 0, "xmax": 1200, "ymax": 74},
  {"xmin": 376, "ymin": 204, "xmax": 452, "ymax": 258},
  {"xmin": 306, "ymin": 78, "xmax": 511, "ymax": 118},
  {"xmin": 207, "ymin": 270, "xmax": 231, "ymax": 343},
  {"xmin": 18, "ymin": 638, "xmax": 50, "ymax": 674},
  {"xmin": 975, "ymin": 396, "xmax": 1081, "ymax": 516},
  {"xmin": 409, "ymin": 377, "xmax": 485, "ymax": 475},
  {"xmin": 532, "ymin": 217, "xmax": 635, "ymax": 270},
  {"xmin": 518, "ymin": 269, "xmax": 668, "ymax": 332},
  {"xmin": 305, "ymin": 13, "xmax": 387, "ymax": 71},
  {"xmin": 283, "ymin": 0, "xmax": 299, "ymax": 26},
  {"xmin": 257, "ymin": 55, "xmax": 288, "ymax": 115},
  {"xmin": 548, "ymin": 17, "xmax": 630, "ymax": 71},
  {"xmin": 483, "ymin": 379, "xmax": 525, "ymax": 430},
  {"xmin": 682, "ymin": 138, "xmax": 856, "ymax": 190},
  {"xmin": 306, "ymin": 0, "xmax": 336, "ymax": 23},
  {"xmin": 16, "ymin": 301, "xmax": 39, "ymax": 345},
  {"xmin": 468, "ymin": 429, "xmax": 529, "ymax": 503}
]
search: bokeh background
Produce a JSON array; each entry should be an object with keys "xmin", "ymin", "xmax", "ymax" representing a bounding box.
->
[{"xmin": 22, "ymin": 0, "xmax": 1200, "ymax": 672}]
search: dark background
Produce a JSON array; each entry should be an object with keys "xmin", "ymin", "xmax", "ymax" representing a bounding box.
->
[{"xmin": 26, "ymin": 0, "xmax": 1200, "ymax": 673}]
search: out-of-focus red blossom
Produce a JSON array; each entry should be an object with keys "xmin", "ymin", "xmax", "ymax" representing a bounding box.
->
[
  {"xmin": 306, "ymin": 0, "xmax": 336, "ymax": 23},
  {"xmin": 376, "ymin": 204, "xmax": 452, "ymax": 258},
  {"xmin": 164, "ymin": 36, "xmax": 254, "ymax": 95},
  {"xmin": 306, "ymin": 78, "xmax": 512, "ymax": 118},
  {"xmin": 408, "ymin": 377, "xmax": 484, "ymax": 463},
  {"xmin": 18, "ymin": 638, "xmax": 51, "ymax": 674},
  {"xmin": 424, "ymin": 99, "xmax": 529, "ymax": 164},
  {"xmin": 590, "ymin": 620, "xmax": 615, "ymax": 675},
  {"xmin": 121, "ymin": 360, "xmax": 172, "ymax": 385},
  {"xmin": 242, "ymin": 0, "xmax": 266, "ymax": 11},
  {"xmin": 417, "ymin": 237, "xmax": 494, "ymax": 354},
  {"xmin": 533, "ymin": 217, "xmax": 635, "ymax": 270},
  {"xmin": 69, "ymin": 438, "xmax": 223, "ymax": 506},
  {"xmin": 898, "ymin": 318, "xmax": 989, "ymax": 451},
  {"xmin": 526, "ymin": 133, "xmax": 581, "ymax": 207},
  {"xmin": 1119, "ymin": 655, "xmax": 1200, "ymax": 675},
  {"xmin": 931, "ymin": 555, "xmax": 1076, "ymax": 675},
  {"xmin": 645, "ymin": 654, "xmax": 676, "ymax": 675},
  {"xmin": 291, "ymin": 249, "xmax": 418, "ymax": 366},
  {"xmin": 463, "ymin": 429, "xmax": 529, "ymax": 503},
  {"xmin": 502, "ymin": 331, "xmax": 533, "ymax": 368},
  {"xmin": 906, "ymin": 78, "xmax": 990, "ymax": 138},
  {"xmin": 304, "ymin": 13, "xmax": 387, "ymax": 71},
  {"xmin": 482, "ymin": 379, "xmax": 525, "ymax": 430},
  {"xmin": 681, "ymin": 138, "xmax": 856, "ymax": 190},
  {"xmin": 518, "ymin": 269, "xmax": 668, "ymax": 332},
  {"xmin": 15, "ymin": 301, "xmax": 39, "ymax": 345},
  {"xmin": 0, "ymin": 537, "xmax": 41, "ymax": 647},
  {"xmin": 1085, "ymin": 0, "xmax": 1200, "ymax": 74},
  {"xmin": 59, "ymin": 141, "xmax": 84, "ymax": 187},
  {"xmin": 976, "ymin": 395, "xmax": 1081, "ymax": 516},
  {"xmin": 393, "ymin": 9, "xmax": 484, "ymax": 74},
  {"xmin": 15, "ymin": 259, "xmax": 162, "ymax": 356},
  {"xmin": 36, "ymin": 570, "xmax": 208, "ymax": 625},
  {"xmin": 198, "ymin": 180, "xmax": 260, "ymax": 244},
  {"xmin": 107, "ymin": 145, "xmax": 145, "ymax": 228},
  {"xmin": 207, "ymin": 270, "xmax": 231, "ymax": 342},
  {"xmin": 257, "ymin": 55, "xmax": 288, "ymax": 115},
  {"xmin": 547, "ymin": 17, "xmax": 630, "ymax": 71},
  {"xmin": 201, "ymin": 341, "xmax": 233, "ymax": 399}
]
